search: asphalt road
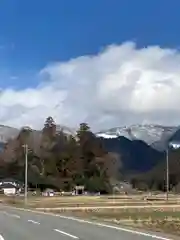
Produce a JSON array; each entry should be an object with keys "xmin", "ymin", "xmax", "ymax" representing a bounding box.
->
[{"xmin": 0, "ymin": 205, "xmax": 176, "ymax": 240}]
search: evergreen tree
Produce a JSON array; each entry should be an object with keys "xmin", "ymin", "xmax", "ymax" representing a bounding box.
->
[{"xmin": 0, "ymin": 119, "xmax": 112, "ymax": 192}]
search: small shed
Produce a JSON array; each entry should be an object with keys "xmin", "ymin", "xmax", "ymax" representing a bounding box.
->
[{"xmin": 74, "ymin": 185, "xmax": 85, "ymax": 195}]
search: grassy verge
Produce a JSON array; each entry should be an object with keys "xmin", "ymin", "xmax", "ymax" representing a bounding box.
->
[
  {"xmin": 43, "ymin": 207, "xmax": 180, "ymax": 220},
  {"xmin": 2, "ymin": 195, "xmax": 180, "ymax": 207},
  {"xmin": 1, "ymin": 195, "xmax": 180, "ymax": 236},
  {"xmin": 46, "ymin": 208, "xmax": 180, "ymax": 236}
]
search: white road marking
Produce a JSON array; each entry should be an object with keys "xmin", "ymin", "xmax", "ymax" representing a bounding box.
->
[
  {"xmin": 9, "ymin": 214, "xmax": 20, "ymax": 219},
  {"xmin": 1, "ymin": 211, "xmax": 20, "ymax": 219},
  {"xmin": 0, "ymin": 235, "xmax": 4, "ymax": 240},
  {"xmin": 54, "ymin": 229, "xmax": 79, "ymax": 239},
  {"xmin": 5, "ymin": 206, "xmax": 173, "ymax": 240},
  {"xmin": 28, "ymin": 219, "xmax": 40, "ymax": 225},
  {"xmin": 56, "ymin": 216, "xmax": 172, "ymax": 240}
]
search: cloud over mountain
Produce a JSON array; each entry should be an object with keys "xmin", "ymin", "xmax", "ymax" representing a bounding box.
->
[{"xmin": 1, "ymin": 41, "xmax": 180, "ymax": 130}]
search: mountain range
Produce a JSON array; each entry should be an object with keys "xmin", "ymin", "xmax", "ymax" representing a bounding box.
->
[
  {"xmin": 96, "ymin": 124, "xmax": 179, "ymax": 151},
  {"xmin": 1, "ymin": 122, "xmax": 180, "ymax": 191},
  {"xmin": 0, "ymin": 124, "xmax": 76, "ymax": 149},
  {"xmin": 0, "ymin": 123, "xmax": 179, "ymax": 151}
]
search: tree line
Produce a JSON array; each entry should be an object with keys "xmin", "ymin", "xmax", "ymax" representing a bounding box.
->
[{"xmin": 0, "ymin": 117, "xmax": 119, "ymax": 192}]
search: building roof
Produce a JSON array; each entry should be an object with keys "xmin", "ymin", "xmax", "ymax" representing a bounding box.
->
[
  {"xmin": 0, "ymin": 183, "xmax": 18, "ymax": 189},
  {"xmin": 0, "ymin": 178, "xmax": 24, "ymax": 187},
  {"xmin": 0, "ymin": 177, "xmax": 22, "ymax": 183},
  {"xmin": 44, "ymin": 188, "xmax": 54, "ymax": 192}
]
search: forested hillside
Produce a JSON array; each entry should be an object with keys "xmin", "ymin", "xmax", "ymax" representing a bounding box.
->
[{"xmin": 0, "ymin": 117, "xmax": 119, "ymax": 192}]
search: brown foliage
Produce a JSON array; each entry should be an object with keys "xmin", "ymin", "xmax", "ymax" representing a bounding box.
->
[{"xmin": 0, "ymin": 118, "xmax": 116, "ymax": 192}]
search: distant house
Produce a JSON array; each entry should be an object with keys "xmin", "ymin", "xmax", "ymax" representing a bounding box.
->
[
  {"xmin": 0, "ymin": 178, "xmax": 24, "ymax": 195},
  {"xmin": 42, "ymin": 188, "xmax": 55, "ymax": 197},
  {"xmin": 112, "ymin": 181, "xmax": 135, "ymax": 194},
  {"xmin": 74, "ymin": 185, "xmax": 85, "ymax": 195},
  {"xmin": 0, "ymin": 183, "xmax": 18, "ymax": 195}
]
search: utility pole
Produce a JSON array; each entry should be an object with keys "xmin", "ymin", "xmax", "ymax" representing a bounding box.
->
[
  {"xmin": 22, "ymin": 144, "xmax": 28, "ymax": 205},
  {"xmin": 166, "ymin": 148, "xmax": 169, "ymax": 201},
  {"xmin": 166, "ymin": 141, "xmax": 180, "ymax": 201}
]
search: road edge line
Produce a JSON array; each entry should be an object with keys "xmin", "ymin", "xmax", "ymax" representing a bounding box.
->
[
  {"xmin": 54, "ymin": 228, "xmax": 79, "ymax": 239},
  {"xmin": 2, "ymin": 205, "xmax": 173, "ymax": 240},
  {"xmin": 0, "ymin": 234, "xmax": 4, "ymax": 240}
]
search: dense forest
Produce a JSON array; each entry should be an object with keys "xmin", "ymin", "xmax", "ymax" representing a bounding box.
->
[{"xmin": 0, "ymin": 117, "xmax": 120, "ymax": 192}]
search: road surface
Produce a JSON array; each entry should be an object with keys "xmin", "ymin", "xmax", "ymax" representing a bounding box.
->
[{"xmin": 0, "ymin": 205, "xmax": 176, "ymax": 240}]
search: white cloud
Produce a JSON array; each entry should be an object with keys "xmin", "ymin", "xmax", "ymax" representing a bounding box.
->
[{"xmin": 1, "ymin": 41, "xmax": 180, "ymax": 131}]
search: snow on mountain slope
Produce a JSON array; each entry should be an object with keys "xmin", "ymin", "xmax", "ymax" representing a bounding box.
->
[
  {"xmin": 0, "ymin": 124, "xmax": 76, "ymax": 145},
  {"xmin": 96, "ymin": 124, "xmax": 178, "ymax": 148},
  {"xmin": 0, "ymin": 123, "xmax": 178, "ymax": 152},
  {"xmin": 56, "ymin": 124, "xmax": 77, "ymax": 136},
  {"xmin": 0, "ymin": 125, "xmax": 19, "ymax": 143}
]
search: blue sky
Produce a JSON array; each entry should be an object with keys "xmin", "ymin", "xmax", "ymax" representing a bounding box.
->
[
  {"xmin": 1, "ymin": 0, "xmax": 180, "ymax": 129},
  {"xmin": 0, "ymin": 0, "xmax": 180, "ymax": 88}
]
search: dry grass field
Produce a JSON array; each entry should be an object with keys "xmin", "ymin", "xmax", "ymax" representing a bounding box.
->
[
  {"xmin": 1, "ymin": 194, "xmax": 180, "ymax": 236},
  {"xmin": 2, "ymin": 193, "xmax": 180, "ymax": 208}
]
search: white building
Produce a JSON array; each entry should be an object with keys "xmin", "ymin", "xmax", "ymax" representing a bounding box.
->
[
  {"xmin": 0, "ymin": 183, "xmax": 17, "ymax": 196},
  {"xmin": 0, "ymin": 178, "xmax": 24, "ymax": 195}
]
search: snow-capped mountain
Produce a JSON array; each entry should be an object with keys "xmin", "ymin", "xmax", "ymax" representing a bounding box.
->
[
  {"xmin": 0, "ymin": 124, "xmax": 76, "ymax": 145},
  {"xmin": 0, "ymin": 123, "xmax": 179, "ymax": 152},
  {"xmin": 56, "ymin": 124, "xmax": 77, "ymax": 136},
  {"xmin": 96, "ymin": 124, "xmax": 178, "ymax": 150},
  {"xmin": 0, "ymin": 125, "xmax": 19, "ymax": 143}
]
